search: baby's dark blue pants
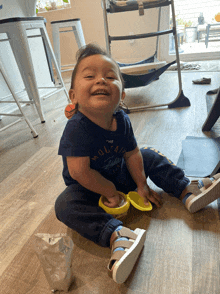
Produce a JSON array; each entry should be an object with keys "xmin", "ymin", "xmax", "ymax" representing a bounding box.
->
[{"xmin": 55, "ymin": 147, "xmax": 189, "ymax": 247}]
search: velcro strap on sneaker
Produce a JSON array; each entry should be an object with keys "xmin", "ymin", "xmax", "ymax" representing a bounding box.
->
[
  {"xmin": 119, "ymin": 227, "xmax": 137, "ymax": 238},
  {"xmin": 185, "ymin": 180, "xmax": 201, "ymax": 196},
  {"xmin": 111, "ymin": 240, "xmax": 133, "ymax": 252},
  {"xmin": 110, "ymin": 230, "xmax": 120, "ymax": 248},
  {"xmin": 213, "ymin": 173, "xmax": 220, "ymax": 181},
  {"xmin": 201, "ymin": 177, "xmax": 212, "ymax": 189},
  {"xmin": 109, "ymin": 250, "xmax": 125, "ymax": 264},
  {"xmin": 110, "ymin": 227, "xmax": 137, "ymax": 248}
]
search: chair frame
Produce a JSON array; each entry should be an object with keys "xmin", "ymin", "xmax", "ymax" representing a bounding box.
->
[{"xmin": 102, "ymin": 0, "xmax": 190, "ymax": 112}]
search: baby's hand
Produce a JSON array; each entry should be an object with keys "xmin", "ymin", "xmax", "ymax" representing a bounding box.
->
[
  {"xmin": 137, "ymin": 185, "xmax": 162, "ymax": 208},
  {"xmin": 102, "ymin": 192, "xmax": 123, "ymax": 208}
]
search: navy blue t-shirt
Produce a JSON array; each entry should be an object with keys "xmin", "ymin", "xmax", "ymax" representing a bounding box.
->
[{"xmin": 58, "ymin": 110, "xmax": 137, "ymax": 186}]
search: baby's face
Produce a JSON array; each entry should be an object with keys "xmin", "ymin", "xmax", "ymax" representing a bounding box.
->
[{"xmin": 69, "ymin": 54, "xmax": 125, "ymax": 115}]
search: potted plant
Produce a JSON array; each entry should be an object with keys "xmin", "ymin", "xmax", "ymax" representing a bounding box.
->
[{"xmin": 185, "ymin": 20, "xmax": 193, "ymax": 28}]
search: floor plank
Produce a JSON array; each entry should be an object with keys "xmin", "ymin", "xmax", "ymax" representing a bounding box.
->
[{"xmin": 0, "ymin": 147, "xmax": 65, "ymax": 276}]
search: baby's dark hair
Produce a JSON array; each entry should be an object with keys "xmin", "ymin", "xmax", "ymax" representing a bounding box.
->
[{"xmin": 70, "ymin": 43, "xmax": 125, "ymax": 90}]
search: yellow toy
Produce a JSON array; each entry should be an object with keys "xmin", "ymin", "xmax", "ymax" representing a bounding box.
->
[{"xmin": 99, "ymin": 191, "xmax": 152, "ymax": 217}]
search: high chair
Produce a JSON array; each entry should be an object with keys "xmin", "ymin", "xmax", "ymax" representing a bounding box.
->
[
  {"xmin": 0, "ymin": 17, "xmax": 70, "ymax": 123},
  {"xmin": 102, "ymin": 0, "xmax": 190, "ymax": 112}
]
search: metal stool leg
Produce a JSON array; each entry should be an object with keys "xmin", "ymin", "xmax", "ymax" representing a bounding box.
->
[
  {"xmin": 40, "ymin": 26, "xmax": 70, "ymax": 101},
  {"xmin": 0, "ymin": 64, "xmax": 38, "ymax": 138},
  {"xmin": 72, "ymin": 21, "xmax": 86, "ymax": 48},
  {"xmin": 7, "ymin": 23, "xmax": 46, "ymax": 122},
  {"xmin": 52, "ymin": 23, "xmax": 61, "ymax": 70}
]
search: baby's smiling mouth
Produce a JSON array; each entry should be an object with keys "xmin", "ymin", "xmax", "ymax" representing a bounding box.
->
[{"xmin": 92, "ymin": 89, "xmax": 110, "ymax": 96}]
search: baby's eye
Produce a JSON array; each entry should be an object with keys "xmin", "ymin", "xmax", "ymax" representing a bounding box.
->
[
  {"xmin": 85, "ymin": 75, "xmax": 94, "ymax": 79},
  {"xmin": 106, "ymin": 76, "xmax": 115, "ymax": 80}
]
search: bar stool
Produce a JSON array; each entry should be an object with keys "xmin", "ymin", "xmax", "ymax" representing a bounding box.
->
[
  {"xmin": 0, "ymin": 17, "xmax": 70, "ymax": 123},
  {"xmin": 51, "ymin": 18, "xmax": 86, "ymax": 72},
  {"xmin": 0, "ymin": 59, "xmax": 38, "ymax": 138}
]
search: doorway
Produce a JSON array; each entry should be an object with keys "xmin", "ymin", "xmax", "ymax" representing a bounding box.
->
[{"xmin": 159, "ymin": 0, "xmax": 220, "ymax": 62}]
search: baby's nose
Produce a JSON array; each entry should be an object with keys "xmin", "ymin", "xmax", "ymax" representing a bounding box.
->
[{"xmin": 96, "ymin": 76, "xmax": 107, "ymax": 84}]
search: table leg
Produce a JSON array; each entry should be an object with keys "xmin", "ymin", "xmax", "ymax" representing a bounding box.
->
[{"xmin": 202, "ymin": 88, "xmax": 220, "ymax": 131}]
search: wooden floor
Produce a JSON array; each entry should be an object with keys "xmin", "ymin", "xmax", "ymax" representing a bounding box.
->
[{"xmin": 0, "ymin": 69, "xmax": 220, "ymax": 293}]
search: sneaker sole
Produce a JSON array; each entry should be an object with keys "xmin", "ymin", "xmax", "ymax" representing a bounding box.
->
[
  {"xmin": 112, "ymin": 228, "xmax": 146, "ymax": 284},
  {"xmin": 187, "ymin": 178, "xmax": 220, "ymax": 213}
]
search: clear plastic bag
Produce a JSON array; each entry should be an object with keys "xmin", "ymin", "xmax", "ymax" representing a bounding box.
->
[{"xmin": 34, "ymin": 233, "xmax": 74, "ymax": 293}]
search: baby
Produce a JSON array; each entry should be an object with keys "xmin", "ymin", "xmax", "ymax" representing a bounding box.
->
[{"xmin": 55, "ymin": 43, "xmax": 220, "ymax": 284}]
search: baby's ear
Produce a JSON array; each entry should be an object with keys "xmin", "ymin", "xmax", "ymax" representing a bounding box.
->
[
  {"xmin": 69, "ymin": 89, "xmax": 75, "ymax": 104},
  {"xmin": 121, "ymin": 91, "xmax": 126, "ymax": 101}
]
